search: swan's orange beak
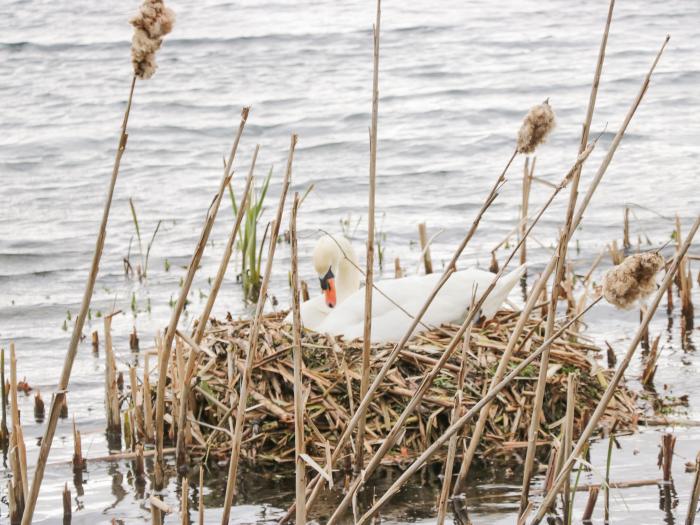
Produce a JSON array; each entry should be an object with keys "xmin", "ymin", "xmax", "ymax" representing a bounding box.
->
[
  {"xmin": 320, "ymin": 268, "xmax": 336, "ymax": 308},
  {"xmin": 324, "ymin": 279, "xmax": 336, "ymax": 308}
]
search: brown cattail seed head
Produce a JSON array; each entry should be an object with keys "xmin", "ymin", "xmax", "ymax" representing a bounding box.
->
[
  {"xmin": 516, "ymin": 99, "xmax": 556, "ymax": 154},
  {"xmin": 602, "ymin": 252, "xmax": 665, "ymax": 309},
  {"xmin": 129, "ymin": 0, "xmax": 175, "ymax": 80}
]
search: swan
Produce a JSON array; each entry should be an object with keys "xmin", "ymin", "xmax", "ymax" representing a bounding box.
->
[
  {"xmin": 283, "ymin": 234, "xmax": 362, "ymax": 330},
  {"xmin": 288, "ymin": 234, "xmax": 526, "ymax": 343}
]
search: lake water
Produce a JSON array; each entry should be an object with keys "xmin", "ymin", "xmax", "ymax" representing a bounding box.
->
[{"xmin": 1, "ymin": 0, "xmax": 699, "ymax": 523}]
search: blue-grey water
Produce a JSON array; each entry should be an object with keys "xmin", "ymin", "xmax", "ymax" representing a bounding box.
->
[{"xmin": 1, "ymin": 0, "xmax": 700, "ymax": 523}]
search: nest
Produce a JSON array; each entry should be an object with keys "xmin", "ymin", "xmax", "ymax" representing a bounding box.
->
[{"xmin": 159, "ymin": 309, "xmax": 638, "ymax": 466}]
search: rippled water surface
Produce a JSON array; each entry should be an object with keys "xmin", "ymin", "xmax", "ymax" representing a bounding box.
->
[{"xmin": 1, "ymin": 0, "xmax": 700, "ymax": 523}]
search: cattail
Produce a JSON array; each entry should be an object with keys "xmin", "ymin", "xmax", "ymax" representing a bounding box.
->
[
  {"xmin": 129, "ymin": 0, "xmax": 175, "ymax": 79},
  {"xmin": 516, "ymin": 99, "xmax": 556, "ymax": 154},
  {"xmin": 602, "ymin": 252, "xmax": 665, "ymax": 309}
]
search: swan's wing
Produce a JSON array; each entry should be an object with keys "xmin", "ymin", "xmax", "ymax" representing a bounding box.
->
[{"xmin": 480, "ymin": 264, "xmax": 527, "ymax": 319}]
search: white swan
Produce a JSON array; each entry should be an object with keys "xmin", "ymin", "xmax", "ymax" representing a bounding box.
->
[
  {"xmin": 284, "ymin": 234, "xmax": 361, "ymax": 330},
  {"xmin": 288, "ymin": 234, "xmax": 526, "ymax": 343}
]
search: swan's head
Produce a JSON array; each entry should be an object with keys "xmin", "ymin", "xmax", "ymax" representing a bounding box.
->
[{"xmin": 312, "ymin": 234, "xmax": 348, "ymax": 308}]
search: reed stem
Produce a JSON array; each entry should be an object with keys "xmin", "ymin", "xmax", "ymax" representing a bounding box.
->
[
  {"xmin": 686, "ymin": 452, "xmax": 700, "ymax": 525},
  {"xmin": 290, "ymin": 193, "xmax": 306, "ymax": 525},
  {"xmin": 1, "ymin": 348, "xmax": 8, "ymax": 445},
  {"xmin": 519, "ymin": 1, "xmax": 614, "ymax": 513},
  {"xmin": 193, "ymin": 145, "xmax": 258, "ymax": 343},
  {"xmin": 220, "ymin": 134, "xmax": 296, "ymax": 524},
  {"xmin": 104, "ymin": 315, "xmax": 121, "ymax": 434},
  {"xmin": 21, "ymin": 76, "xmax": 137, "ymax": 525},
  {"xmin": 155, "ymin": 107, "xmax": 249, "ymax": 482},
  {"xmin": 355, "ymin": 0, "xmax": 381, "ymax": 474}
]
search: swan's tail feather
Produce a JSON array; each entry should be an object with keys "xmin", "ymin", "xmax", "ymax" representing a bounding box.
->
[{"xmin": 480, "ymin": 264, "xmax": 527, "ymax": 319}]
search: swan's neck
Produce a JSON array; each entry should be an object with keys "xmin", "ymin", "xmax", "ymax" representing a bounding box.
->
[{"xmin": 335, "ymin": 241, "xmax": 361, "ymax": 302}]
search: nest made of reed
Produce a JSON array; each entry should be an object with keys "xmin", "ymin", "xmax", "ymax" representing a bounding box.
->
[{"xmin": 163, "ymin": 309, "xmax": 638, "ymax": 466}]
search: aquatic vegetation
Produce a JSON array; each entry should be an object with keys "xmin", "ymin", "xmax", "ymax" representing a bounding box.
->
[
  {"xmin": 229, "ymin": 167, "xmax": 272, "ymax": 302},
  {"xmin": 128, "ymin": 197, "xmax": 162, "ymax": 281}
]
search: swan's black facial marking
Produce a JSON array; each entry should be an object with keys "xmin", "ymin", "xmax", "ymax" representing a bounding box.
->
[
  {"xmin": 320, "ymin": 267, "xmax": 336, "ymax": 308},
  {"xmin": 319, "ymin": 267, "xmax": 334, "ymax": 291}
]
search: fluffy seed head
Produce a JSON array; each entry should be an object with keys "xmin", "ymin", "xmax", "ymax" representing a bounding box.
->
[
  {"xmin": 129, "ymin": 0, "xmax": 175, "ymax": 80},
  {"xmin": 516, "ymin": 100, "xmax": 556, "ymax": 154},
  {"xmin": 602, "ymin": 252, "xmax": 665, "ymax": 309}
]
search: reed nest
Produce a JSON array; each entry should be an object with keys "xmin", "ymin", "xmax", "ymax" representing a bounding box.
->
[{"xmin": 155, "ymin": 308, "xmax": 638, "ymax": 467}]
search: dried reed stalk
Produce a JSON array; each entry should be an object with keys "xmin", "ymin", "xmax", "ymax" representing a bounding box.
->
[
  {"xmin": 353, "ymin": 299, "xmax": 601, "ymax": 525},
  {"xmin": 143, "ymin": 353, "xmax": 154, "ymax": 442},
  {"xmin": 220, "ymin": 134, "xmax": 297, "ymax": 524},
  {"xmin": 290, "ymin": 193, "xmax": 306, "ymax": 525},
  {"xmin": 642, "ymin": 334, "xmax": 661, "ymax": 386},
  {"xmin": 62, "ymin": 483, "xmax": 71, "ymax": 521},
  {"xmin": 175, "ymin": 332, "xmax": 204, "ymax": 466},
  {"xmin": 0, "ymin": 348, "xmax": 7, "ymax": 445},
  {"xmin": 394, "ymin": 257, "xmax": 403, "ymax": 278},
  {"xmin": 623, "ymin": 207, "xmax": 631, "ymax": 249},
  {"xmin": 104, "ymin": 316, "xmax": 121, "ymax": 433},
  {"xmin": 21, "ymin": 76, "xmax": 138, "ymax": 525},
  {"xmin": 436, "ymin": 328, "xmax": 472, "ymax": 525},
  {"xmin": 34, "ymin": 391, "xmax": 45, "ymax": 422},
  {"xmin": 520, "ymin": 157, "xmax": 534, "ymax": 266},
  {"xmin": 519, "ymin": 1, "xmax": 614, "ymax": 513},
  {"xmin": 355, "ymin": 0, "xmax": 382, "ymax": 474},
  {"xmin": 686, "ymin": 452, "xmax": 700, "ymax": 525},
  {"xmin": 660, "ymin": 433, "xmax": 676, "ymax": 482},
  {"xmin": 91, "ymin": 330, "xmax": 99, "ymax": 353},
  {"xmin": 10, "ymin": 344, "xmax": 28, "ymax": 501},
  {"xmin": 582, "ymin": 486, "xmax": 599, "ymax": 521},
  {"xmin": 418, "ymin": 223, "xmax": 433, "ymax": 274},
  {"xmin": 181, "ymin": 475, "xmax": 189, "ymax": 524},
  {"xmin": 529, "ymin": 214, "xmax": 699, "ymax": 524},
  {"xmin": 193, "ymin": 145, "xmax": 258, "ymax": 343},
  {"xmin": 155, "ymin": 107, "xmax": 249, "ymax": 480},
  {"xmin": 129, "ymin": 365, "xmax": 145, "ymax": 440},
  {"xmin": 134, "ymin": 443, "xmax": 145, "ymax": 478},
  {"xmin": 562, "ymin": 373, "xmax": 578, "ymax": 522},
  {"xmin": 72, "ymin": 419, "xmax": 85, "ymax": 474},
  {"xmin": 150, "ymin": 495, "xmax": 172, "ymax": 514},
  {"xmin": 198, "ymin": 465, "xmax": 205, "ymax": 525},
  {"xmin": 459, "ymin": 32, "xmax": 669, "ymax": 499}
]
